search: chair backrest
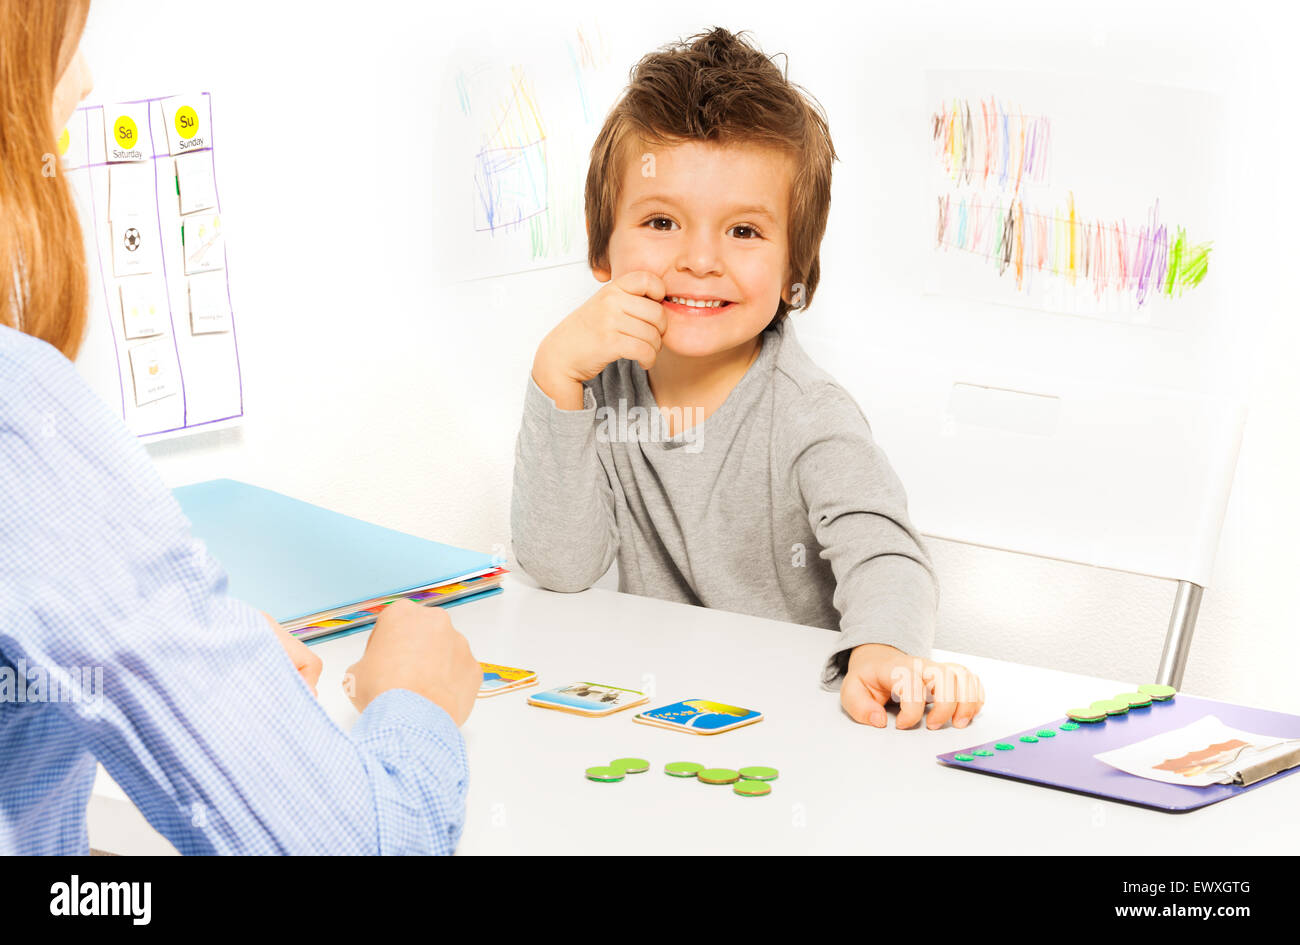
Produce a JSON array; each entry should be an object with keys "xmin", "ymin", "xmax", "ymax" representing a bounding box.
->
[{"xmin": 834, "ymin": 349, "xmax": 1246, "ymax": 588}]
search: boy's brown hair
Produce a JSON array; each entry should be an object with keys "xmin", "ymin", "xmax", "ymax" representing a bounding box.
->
[{"xmin": 586, "ymin": 27, "xmax": 837, "ymax": 326}]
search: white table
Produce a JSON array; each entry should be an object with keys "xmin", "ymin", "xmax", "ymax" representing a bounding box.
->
[{"xmin": 90, "ymin": 576, "xmax": 1300, "ymax": 854}]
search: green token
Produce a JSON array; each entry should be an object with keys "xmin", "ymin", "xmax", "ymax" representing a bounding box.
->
[
  {"xmin": 1089, "ymin": 699, "xmax": 1129, "ymax": 716},
  {"xmin": 1060, "ymin": 722, "xmax": 1080, "ymax": 731},
  {"xmin": 994, "ymin": 743, "xmax": 1015, "ymax": 751},
  {"xmin": 738, "ymin": 766, "xmax": 779, "ymax": 782},
  {"xmin": 954, "ymin": 753, "xmax": 976, "ymax": 762},
  {"xmin": 1066, "ymin": 708, "xmax": 1107, "ymax": 722},
  {"xmin": 973, "ymin": 749, "xmax": 995, "ymax": 756},
  {"xmin": 664, "ymin": 762, "xmax": 704, "ymax": 778},
  {"xmin": 1115, "ymin": 692, "xmax": 1152, "ymax": 708},
  {"xmin": 1036, "ymin": 730, "xmax": 1056, "ymax": 738},
  {"xmin": 1019, "ymin": 735, "xmax": 1038, "ymax": 743},
  {"xmin": 585, "ymin": 766, "xmax": 625, "ymax": 782},
  {"xmin": 610, "ymin": 757, "xmax": 650, "ymax": 774},
  {"xmin": 733, "ymin": 780, "xmax": 771, "ymax": 797},
  {"xmin": 697, "ymin": 768, "xmax": 741, "ymax": 785},
  {"xmin": 1138, "ymin": 684, "xmax": 1177, "ymax": 701}
]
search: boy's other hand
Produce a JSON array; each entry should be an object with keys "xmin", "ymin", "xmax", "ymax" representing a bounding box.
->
[
  {"xmin": 343, "ymin": 600, "xmax": 480, "ymax": 725},
  {"xmin": 840, "ymin": 643, "xmax": 985, "ymax": 730},
  {"xmin": 532, "ymin": 270, "xmax": 668, "ymax": 410},
  {"xmin": 264, "ymin": 612, "xmax": 323, "ymax": 697}
]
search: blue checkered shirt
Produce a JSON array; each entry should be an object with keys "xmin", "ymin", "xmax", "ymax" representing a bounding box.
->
[{"xmin": 0, "ymin": 326, "xmax": 468, "ymax": 854}]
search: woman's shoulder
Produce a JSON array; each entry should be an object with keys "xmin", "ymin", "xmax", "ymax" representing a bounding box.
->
[
  {"xmin": 0, "ymin": 324, "xmax": 120, "ymax": 441},
  {"xmin": 0, "ymin": 324, "xmax": 171, "ymax": 519},
  {"xmin": 0, "ymin": 322, "xmax": 75, "ymax": 383}
]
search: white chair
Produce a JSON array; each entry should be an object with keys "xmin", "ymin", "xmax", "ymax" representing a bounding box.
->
[{"xmin": 836, "ymin": 351, "xmax": 1245, "ymax": 688}]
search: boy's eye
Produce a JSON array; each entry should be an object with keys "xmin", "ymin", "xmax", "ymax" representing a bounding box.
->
[
  {"xmin": 729, "ymin": 224, "xmax": 761, "ymax": 239},
  {"xmin": 646, "ymin": 217, "xmax": 678, "ymax": 231}
]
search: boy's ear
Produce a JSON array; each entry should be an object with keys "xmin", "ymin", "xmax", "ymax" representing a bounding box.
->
[
  {"xmin": 592, "ymin": 252, "xmax": 612, "ymax": 283},
  {"xmin": 586, "ymin": 215, "xmax": 612, "ymax": 283}
]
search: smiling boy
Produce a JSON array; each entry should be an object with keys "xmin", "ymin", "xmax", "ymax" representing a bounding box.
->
[{"xmin": 511, "ymin": 28, "xmax": 983, "ymax": 729}]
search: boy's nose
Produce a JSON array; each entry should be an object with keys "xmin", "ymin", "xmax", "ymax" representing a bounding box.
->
[{"xmin": 676, "ymin": 234, "xmax": 724, "ymax": 277}]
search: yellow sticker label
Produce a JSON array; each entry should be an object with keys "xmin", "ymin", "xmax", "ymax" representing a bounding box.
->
[
  {"xmin": 174, "ymin": 105, "xmax": 199, "ymax": 139},
  {"xmin": 57, "ymin": 127, "xmax": 70, "ymax": 156},
  {"xmin": 114, "ymin": 116, "xmax": 138, "ymax": 149}
]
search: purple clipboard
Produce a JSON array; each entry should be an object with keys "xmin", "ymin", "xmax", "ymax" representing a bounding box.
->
[{"xmin": 937, "ymin": 694, "xmax": 1300, "ymax": 812}]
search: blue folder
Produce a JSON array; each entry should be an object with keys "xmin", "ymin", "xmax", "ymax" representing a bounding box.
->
[{"xmin": 173, "ymin": 478, "xmax": 500, "ymax": 624}]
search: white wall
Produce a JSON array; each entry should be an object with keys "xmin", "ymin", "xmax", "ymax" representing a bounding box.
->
[{"xmin": 80, "ymin": 0, "xmax": 1299, "ymax": 711}]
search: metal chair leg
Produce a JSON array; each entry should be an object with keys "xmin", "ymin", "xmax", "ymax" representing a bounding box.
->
[{"xmin": 1155, "ymin": 581, "xmax": 1203, "ymax": 689}]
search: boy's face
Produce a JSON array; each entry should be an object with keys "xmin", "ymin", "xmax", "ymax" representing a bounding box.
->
[{"xmin": 597, "ymin": 140, "xmax": 793, "ymax": 359}]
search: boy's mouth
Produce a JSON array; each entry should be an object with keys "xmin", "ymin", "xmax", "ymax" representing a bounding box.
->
[{"xmin": 664, "ymin": 295, "xmax": 734, "ymax": 313}]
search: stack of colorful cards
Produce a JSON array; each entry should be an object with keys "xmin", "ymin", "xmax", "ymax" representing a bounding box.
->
[
  {"xmin": 634, "ymin": 699, "xmax": 764, "ymax": 735},
  {"xmin": 478, "ymin": 663, "xmax": 538, "ymax": 698},
  {"xmin": 286, "ymin": 567, "xmax": 508, "ymax": 641},
  {"xmin": 527, "ymin": 682, "xmax": 649, "ymax": 717}
]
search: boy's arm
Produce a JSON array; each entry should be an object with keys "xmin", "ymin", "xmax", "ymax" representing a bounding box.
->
[
  {"xmin": 509, "ymin": 374, "xmax": 620, "ymax": 592},
  {"xmin": 784, "ymin": 384, "xmax": 984, "ymax": 729},
  {"xmin": 782, "ymin": 384, "xmax": 940, "ymax": 681}
]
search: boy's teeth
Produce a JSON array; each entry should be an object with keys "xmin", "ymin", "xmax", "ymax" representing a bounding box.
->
[{"xmin": 668, "ymin": 297, "xmax": 727, "ymax": 308}]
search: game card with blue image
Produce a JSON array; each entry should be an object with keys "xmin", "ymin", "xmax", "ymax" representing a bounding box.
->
[{"xmin": 634, "ymin": 699, "xmax": 764, "ymax": 735}]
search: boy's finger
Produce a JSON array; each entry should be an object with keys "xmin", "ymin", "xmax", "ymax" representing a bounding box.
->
[
  {"xmin": 624, "ymin": 293, "xmax": 668, "ymax": 334},
  {"xmin": 894, "ymin": 699, "xmax": 926, "ymax": 729},
  {"xmin": 616, "ymin": 313, "xmax": 663, "ymax": 353},
  {"xmin": 942, "ymin": 668, "xmax": 983, "ymax": 724},
  {"xmin": 923, "ymin": 661, "xmax": 959, "ymax": 701},
  {"xmin": 614, "ymin": 270, "xmax": 666, "ymax": 302},
  {"xmin": 926, "ymin": 700, "xmax": 957, "ymax": 729},
  {"xmin": 617, "ymin": 335, "xmax": 660, "ymax": 372},
  {"xmin": 951, "ymin": 699, "xmax": 983, "ymax": 728},
  {"xmin": 841, "ymin": 677, "xmax": 886, "ymax": 727}
]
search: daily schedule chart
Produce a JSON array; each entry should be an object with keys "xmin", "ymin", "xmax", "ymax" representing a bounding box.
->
[{"xmin": 63, "ymin": 91, "xmax": 243, "ymax": 440}]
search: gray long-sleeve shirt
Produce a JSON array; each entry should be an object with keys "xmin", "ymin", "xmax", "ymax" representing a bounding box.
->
[{"xmin": 510, "ymin": 317, "xmax": 938, "ymax": 686}]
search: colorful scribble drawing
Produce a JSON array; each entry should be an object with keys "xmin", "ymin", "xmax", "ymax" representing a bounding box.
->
[
  {"xmin": 936, "ymin": 194, "xmax": 1212, "ymax": 305},
  {"xmin": 456, "ymin": 26, "xmax": 610, "ymax": 265},
  {"xmin": 470, "ymin": 67, "xmax": 548, "ymax": 236},
  {"xmin": 932, "ymin": 97, "xmax": 1051, "ymax": 192},
  {"xmin": 931, "ymin": 96, "xmax": 1212, "ymax": 308},
  {"xmin": 569, "ymin": 24, "xmax": 611, "ymax": 123}
]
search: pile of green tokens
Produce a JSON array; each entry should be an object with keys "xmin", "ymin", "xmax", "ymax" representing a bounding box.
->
[
  {"xmin": 585, "ymin": 759, "xmax": 779, "ymax": 797},
  {"xmin": 584, "ymin": 758, "xmax": 651, "ymax": 782},
  {"xmin": 1064, "ymin": 684, "xmax": 1176, "ymax": 723},
  {"xmin": 666, "ymin": 762, "xmax": 778, "ymax": 797}
]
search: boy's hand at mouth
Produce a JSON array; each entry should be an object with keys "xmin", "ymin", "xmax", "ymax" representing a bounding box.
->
[
  {"xmin": 532, "ymin": 271, "xmax": 667, "ymax": 410},
  {"xmin": 840, "ymin": 643, "xmax": 985, "ymax": 730}
]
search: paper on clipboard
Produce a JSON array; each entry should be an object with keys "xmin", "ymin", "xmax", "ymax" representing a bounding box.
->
[{"xmin": 1095, "ymin": 715, "xmax": 1298, "ymax": 787}]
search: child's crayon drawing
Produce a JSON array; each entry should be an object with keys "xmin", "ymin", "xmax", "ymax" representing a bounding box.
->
[{"xmin": 926, "ymin": 70, "xmax": 1219, "ymax": 327}]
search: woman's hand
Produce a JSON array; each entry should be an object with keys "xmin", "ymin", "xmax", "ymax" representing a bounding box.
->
[{"xmin": 264, "ymin": 612, "xmax": 323, "ymax": 697}]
